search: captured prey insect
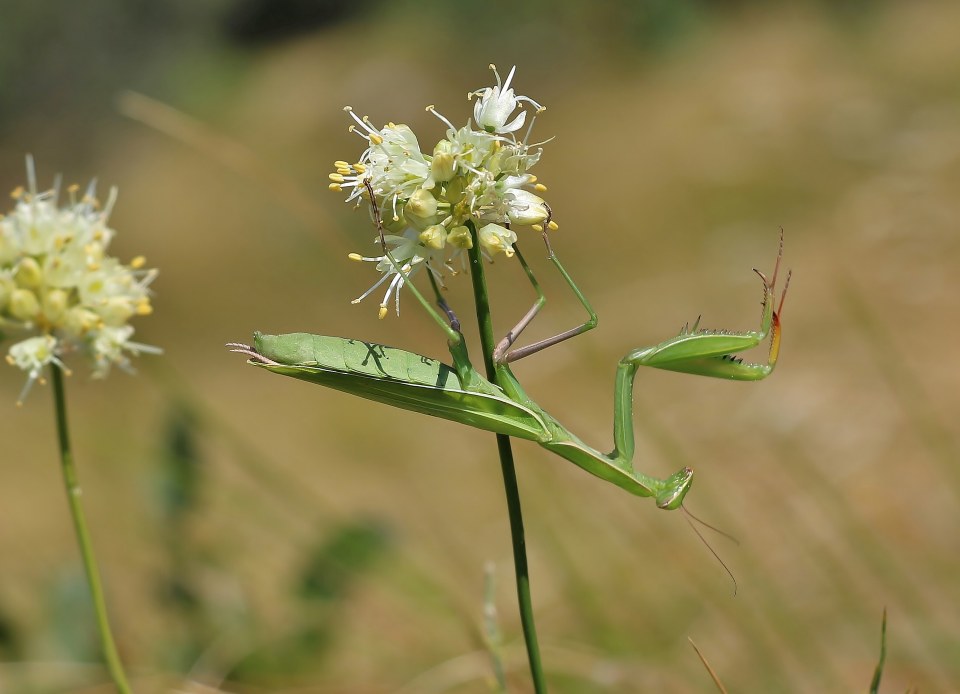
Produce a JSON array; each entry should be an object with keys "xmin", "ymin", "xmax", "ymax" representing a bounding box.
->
[{"xmin": 229, "ymin": 208, "xmax": 790, "ymax": 512}]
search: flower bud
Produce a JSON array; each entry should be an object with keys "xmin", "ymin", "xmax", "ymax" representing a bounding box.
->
[
  {"xmin": 419, "ymin": 225, "xmax": 446, "ymax": 250},
  {"xmin": 430, "ymin": 141, "xmax": 456, "ymax": 183},
  {"xmin": 15, "ymin": 257, "xmax": 43, "ymax": 288},
  {"xmin": 507, "ymin": 190, "xmax": 548, "ymax": 226},
  {"xmin": 9, "ymin": 288, "xmax": 40, "ymax": 320},
  {"xmin": 405, "ymin": 188, "xmax": 438, "ymax": 219},
  {"xmin": 446, "ymin": 226, "xmax": 473, "ymax": 249},
  {"xmin": 478, "ymin": 223, "xmax": 517, "ymax": 258},
  {"xmin": 42, "ymin": 288, "xmax": 69, "ymax": 324}
]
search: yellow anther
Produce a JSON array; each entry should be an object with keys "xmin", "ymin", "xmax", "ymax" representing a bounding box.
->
[
  {"xmin": 10, "ymin": 186, "xmax": 24, "ymax": 199},
  {"xmin": 334, "ymin": 160, "xmax": 350, "ymax": 169},
  {"xmin": 130, "ymin": 255, "xmax": 146, "ymax": 269},
  {"xmin": 329, "ymin": 173, "xmax": 345, "ymax": 183},
  {"xmin": 369, "ymin": 133, "xmax": 383, "ymax": 145},
  {"xmin": 378, "ymin": 306, "xmax": 388, "ymax": 320},
  {"xmin": 425, "ymin": 104, "xmax": 435, "ymax": 112},
  {"xmin": 136, "ymin": 300, "xmax": 153, "ymax": 316},
  {"xmin": 531, "ymin": 224, "xmax": 544, "ymax": 233},
  {"xmin": 353, "ymin": 163, "xmax": 366, "ymax": 173},
  {"xmin": 336, "ymin": 167, "xmax": 351, "ymax": 175},
  {"xmin": 348, "ymin": 253, "xmax": 363, "ymax": 262},
  {"xmin": 4, "ymin": 355, "xmax": 13, "ymax": 365},
  {"xmin": 328, "ymin": 183, "xmax": 342, "ymax": 191},
  {"xmin": 534, "ymin": 183, "xmax": 547, "ymax": 192},
  {"xmin": 548, "ymin": 221, "xmax": 559, "ymax": 231}
]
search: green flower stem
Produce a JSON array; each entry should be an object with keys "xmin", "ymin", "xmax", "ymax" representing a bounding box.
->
[
  {"xmin": 466, "ymin": 223, "xmax": 547, "ymax": 693},
  {"xmin": 50, "ymin": 365, "xmax": 134, "ymax": 694}
]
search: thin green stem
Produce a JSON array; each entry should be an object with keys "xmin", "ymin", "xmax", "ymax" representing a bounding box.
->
[
  {"xmin": 50, "ymin": 365, "xmax": 134, "ymax": 694},
  {"xmin": 466, "ymin": 223, "xmax": 547, "ymax": 693}
]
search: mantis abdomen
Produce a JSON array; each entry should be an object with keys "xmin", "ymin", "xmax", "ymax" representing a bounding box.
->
[{"xmin": 252, "ymin": 332, "xmax": 550, "ymax": 442}]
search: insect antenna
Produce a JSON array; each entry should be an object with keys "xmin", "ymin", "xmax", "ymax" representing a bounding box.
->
[
  {"xmin": 682, "ymin": 505, "xmax": 739, "ymax": 596},
  {"xmin": 226, "ymin": 342, "xmax": 282, "ymax": 366}
]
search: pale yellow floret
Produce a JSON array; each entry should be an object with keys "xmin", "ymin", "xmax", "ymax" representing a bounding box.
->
[
  {"xmin": 42, "ymin": 289, "xmax": 68, "ymax": 322},
  {"xmin": 15, "ymin": 258, "xmax": 43, "ymax": 288},
  {"xmin": 10, "ymin": 289, "xmax": 40, "ymax": 320}
]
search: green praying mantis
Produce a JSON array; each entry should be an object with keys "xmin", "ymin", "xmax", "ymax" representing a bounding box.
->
[{"xmin": 230, "ymin": 195, "xmax": 790, "ymax": 512}]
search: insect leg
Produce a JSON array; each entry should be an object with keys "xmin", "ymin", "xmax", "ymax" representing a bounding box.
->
[{"xmin": 495, "ymin": 208, "xmax": 598, "ymax": 363}]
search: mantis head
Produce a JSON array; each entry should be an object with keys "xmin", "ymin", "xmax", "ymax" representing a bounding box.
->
[{"xmin": 656, "ymin": 467, "xmax": 694, "ymax": 510}]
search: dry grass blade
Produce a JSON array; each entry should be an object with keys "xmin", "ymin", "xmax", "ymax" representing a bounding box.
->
[{"xmin": 688, "ymin": 637, "xmax": 729, "ymax": 694}]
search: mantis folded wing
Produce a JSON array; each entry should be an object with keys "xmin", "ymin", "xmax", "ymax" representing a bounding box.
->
[{"xmin": 230, "ymin": 233, "xmax": 790, "ymax": 511}]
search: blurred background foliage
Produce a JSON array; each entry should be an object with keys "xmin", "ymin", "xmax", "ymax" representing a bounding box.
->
[{"xmin": 1, "ymin": 0, "xmax": 959, "ymax": 691}]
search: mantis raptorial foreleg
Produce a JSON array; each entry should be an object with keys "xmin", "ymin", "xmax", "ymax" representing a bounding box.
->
[
  {"xmin": 627, "ymin": 230, "xmax": 791, "ymax": 381},
  {"xmin": 499, "ymin": 226, "xmax": 790, "ymax": 382}
]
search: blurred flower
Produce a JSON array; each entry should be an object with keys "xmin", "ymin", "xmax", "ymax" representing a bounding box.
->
[
  {"xmin": 330, "ymin": 65, "xmax": 554, "ymax": 318},
  {"xmin": 1, "ymin": 157, "xmax": 160, "ymax": 404}
]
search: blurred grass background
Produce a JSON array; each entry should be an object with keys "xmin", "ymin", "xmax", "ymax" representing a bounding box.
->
[{"xmin": 1, "ymin": 0, "xmax": 959, "ymax": 691}]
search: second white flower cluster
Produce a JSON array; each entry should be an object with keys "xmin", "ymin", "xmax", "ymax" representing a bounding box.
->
[
  {"xmin": 0, "ymin": 158, "xmax": 159, "ymax": 403},
  {"xmin": 329, "ymin": 65, "xmax": 556, "ymax": 318}
]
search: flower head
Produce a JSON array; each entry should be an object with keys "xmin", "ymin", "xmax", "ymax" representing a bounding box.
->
[
  {"xmin": 330, "ymin": 65, "xmax": 556, "ymax": 318},
  {"xmin": 1, "ymin": 157, "xmax": 160, "ymax": 404}
]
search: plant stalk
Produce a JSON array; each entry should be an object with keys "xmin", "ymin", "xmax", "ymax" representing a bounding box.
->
[
  {"xmin": 50, "ymin": 364, "xmax": 134, "ymax": 694},
  {"xmin": 466, "ymin": 223, "xmax": 547, "ymax": 693}
]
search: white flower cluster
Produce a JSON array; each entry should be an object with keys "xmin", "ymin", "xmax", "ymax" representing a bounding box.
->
[
  {"xmin": 329, "ymin": 65, "xmax": 557, "ymax": 318},
  {"xmin": 0, "ymin": 158, "xmax": 160, "ymax": 404}
]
